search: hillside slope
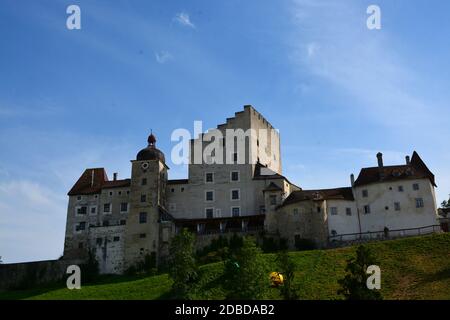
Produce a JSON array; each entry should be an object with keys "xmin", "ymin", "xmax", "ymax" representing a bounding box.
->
[{"xmin": 2, "ymin": 233, "xmax": 449, "ymax": 300}]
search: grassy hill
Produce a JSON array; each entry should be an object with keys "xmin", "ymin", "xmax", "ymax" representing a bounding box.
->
[{"xmin": 1, "ymin": 233, "xmax": 449, "ymax": 300}]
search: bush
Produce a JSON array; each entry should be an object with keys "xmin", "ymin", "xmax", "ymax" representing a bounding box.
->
[
  {"xmin": 276, "ymin": 250, "xmax": 299, "ymax": 300},
  {"xmin": 168, "ymin": 229, "xmax": 198, "ymax": 299},
  {"xmin": 294, "ymin": 238, "xmax": 316, "ymax": 251},
  {"xmin": 337, "ymin": 245, "xmax": 382, "ymax": 300},
  {"xmin": 223, "ymin": 237, "xmax": 269, "ymax": 299}
]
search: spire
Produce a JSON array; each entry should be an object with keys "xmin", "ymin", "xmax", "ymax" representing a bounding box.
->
[{"xmin": 148, "ymin": 130, "xmax": 156, "ymax": 147}]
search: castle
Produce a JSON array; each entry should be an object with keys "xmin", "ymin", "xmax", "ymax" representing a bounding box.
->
[{"xmin": 63, "ymin": 105, "xmax": 440, "ymax": 274}]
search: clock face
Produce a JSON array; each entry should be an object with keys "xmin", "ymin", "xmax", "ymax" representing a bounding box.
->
[{"xmin": 141, "ymin": 162, "xmax": 149, "ymax": 170}]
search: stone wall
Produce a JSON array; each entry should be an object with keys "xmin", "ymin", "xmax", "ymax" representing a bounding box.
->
[{"xmin": 0, "ymin": 258, "xmax": 83, "ymax": 291}]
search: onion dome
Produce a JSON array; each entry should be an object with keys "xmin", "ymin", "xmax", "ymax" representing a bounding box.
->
[{"xmin": 136, "ymin": 132, "xmax": 165, "ymax": 162}]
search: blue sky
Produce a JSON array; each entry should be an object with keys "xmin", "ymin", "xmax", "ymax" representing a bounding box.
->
[{"xmin": 1, "ymin": 0, "xmax": 449, "ymax": 263}]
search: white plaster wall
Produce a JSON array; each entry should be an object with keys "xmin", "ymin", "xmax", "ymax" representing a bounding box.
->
[
  {"xmin": 326, "ymin": 199, "xmax": 360, "ymax": 236},
  {"xmin": 354, "ymin": 178, "xmax": 439, "ymax": 232}
]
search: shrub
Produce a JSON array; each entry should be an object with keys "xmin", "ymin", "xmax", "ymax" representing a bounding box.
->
[
  {"xmin": 337, "ymin": 245, "xmax": 382, "ymax": 300},
  {"xmin": 223, "ymin": 237, "xmax": 269, "ymax": 299},
  {"xmin": 168, "ymin": 229, "xmax": 198, "ymax": 299}
]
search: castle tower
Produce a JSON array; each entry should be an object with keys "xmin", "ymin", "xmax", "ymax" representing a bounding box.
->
[{"xmin": 124, "ymin": 133, "xmax": 168, "ymax": 269}]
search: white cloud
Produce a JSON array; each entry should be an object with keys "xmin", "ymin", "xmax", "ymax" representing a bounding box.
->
[
  {"xmin": 306, "ymin": 42, "xmax": 319, "ymax": 58},
  {"xmin": 174, "ymin": 12, "xmax": 195, "ymax": 28},
  {"xmin": 290, "ymin": 0, "xmax": 438, "ymax": 128},
  {"xmin": 155, "ymin": 51, "xmax": 173, "ymax": 64},
  {"xmin": 0, "ymin": 180, "xmax": 66, "ymax": 263}
]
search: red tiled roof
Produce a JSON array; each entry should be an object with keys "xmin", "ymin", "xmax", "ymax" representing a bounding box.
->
[
  {"xmin": 281, "ymin": 187, "xmax": 354, "ymax": 207},
  {"xmin": 354, "ymin": 151, "xmax": 436, "ymax": 187},
  {"xmin": 68, "ymin": 168, "xmax": 130, "ymax": 196}
]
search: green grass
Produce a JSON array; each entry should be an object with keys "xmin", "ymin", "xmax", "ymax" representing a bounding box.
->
[{"xmin": 1, "ymin": 233, "xmax": 449, "ymax": 300}]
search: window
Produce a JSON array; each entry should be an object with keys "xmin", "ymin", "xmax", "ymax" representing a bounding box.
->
[
  {"xmin": 76, "ymin": 206, "xmax": 87, "ymax": 215},
  {"xmin": 113, "ymin": 236, "xmax": 120, "ymax": 242},
  {"xmin": 231, "ymin": 207, "xmax": 240, "ymax": 217},
  {"xmin": 120, "ymin": 219, "xmax": 126, "ymax": 225},
  {"xmin": 118, "ymin": 191, "xmax": 122, "ymax": 195},
  {"xmin": 269, "ymin": 195, "xmax": 277, "ymax": 205},
  {"xmin": 231, "ymin": 189, "xmax": 240, "ymax": 201},
  {"xmin": 78, "ymin": 242, "xmax": 84, "ymax": 249},
  {"xmin": 103, "ymin": 203, "xmax": 111, "ymax": 214},
  {"xmin": 205, "ymin": 191, "xmax": 214, "ymax": 202},
  {"xmin": 413, "ymin": 183, "xmax": 420, "ymax": 191},
  {"xmin": 415, "ymin": 198, "xmax": 424, "ymax": 208},
  {"xmin": 330, "ymin": 207, "xmax": 338, "ymax": 215},
  {"xmin": 205, "ymin": 172, "xmax": 214, "ymax": 183},
  {"xmin": 127, "ymin": 191, "xmax": 130, "ymax": 195},
  {"xmin": 141, "ymin": 194, "xmax": 146, "ymax": 203},
  {"xmin": 205, "ymin": 208, "xmax": 214, "ymax": 219},
  {"xmin": 346, "ymin": 208, "xmax": 352, "ymax": 216},
  {"xmin": 398, "ymin": 185, "xmax": 404, "ymax": 192},
  {"xmin": 139, "ymin": 233, "xmax": 146, "ymax": 239},
  {"xmin": 231, "ymin": 171, "xmax": 240, "ymax": 182},
  {"xmin": 109, "ymin": 191, "xmax": 113, "ymax": 196},
  {"xmin": 77, "ymin": 196, "xmax": 82, "ymax": 201},
  {"xmin": 90, "ymin": 206, "xmax": 97, "ymax": 215},
  {"xmin": 394, "ymin": 202, "xmax": 401, "ymax": 211},
  {"xmin": 362, "ymin": 190, "xmax": 368, "ymax": 198},
  {"xmin": 96, "ymin": 238, "xmax": 102, "ymax": 245},
  {"xmin": 171, "ymin": 188, "xmax": 175, "ymax": 192},
  {"xmin": 139, "ymin": 212, "xmax": 147, "ymax": 224},
  {"xmin": 120, "ymin": 202, "xmax": 129, "ymax": 213},
  {"xmin": 364, "ymin": 205, "xmax": 371, "ymax": 214},
  {"xmin": 142, "ymin": 178, "xmax": 147, "ymax": 186},
  {"xmin": 260, "ymin": 205, "xmax": 266, "ymax": 214},
  {"xmin": 233, "ymin": 152, "xmax": 238, "ymax": 163},
  {"xmin": 317, "ymin": 207, "xmax": 321, "ymax": 213},
  {"xmin": 181, "ymin": 187, "xmax": 185, "ymax": 192},
  {"xmin": 75, "ymin": 222, "xmax": 86, "ymax": 232},
  {"xmin": 103, "ymin": 220, "xmax": 109, "ymax": 227}
]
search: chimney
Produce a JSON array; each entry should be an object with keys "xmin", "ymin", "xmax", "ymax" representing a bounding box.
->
[
  {"xmin": 376, "ymin": 152, "xmax": 383, "ymax": 168},
  {"xmin": 405, "ymin": 155, "xmax": 410, "ymax": 165},
  {"xmin": 350, "ymin": 174, "xmax": 355, "ymax": 187},
  {"xmin": 113, "ymin": 173, "xmax": 118, "ymax": 181},
  {"xmin": 377, "ymin": 152, "xmax": 384, "ymax": 179}
]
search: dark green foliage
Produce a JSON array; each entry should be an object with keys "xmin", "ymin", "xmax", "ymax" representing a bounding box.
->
[
  {"xmin": 261, "ymin": 236, "xmax": 289, "ymax": 253},
  {"xmin": 125, "ymin": 252, "xmax": 158, "ymax": 276},
  {"xmin": 276, "ymin": 250, "xmax": 298, "ymax": 300},
  {"xmin": 196, "ymin": 234, "xmax": 244, "ymax": 265},
  {"xmin": 338, "ymin": 245, "xmax": 382, "ymax": 300},
  {"xmin": 81, "ymin": 250, "xmax": 100, "ymax": 283},
  {"xmin": 168, "ymin": 228, "xmax": 198, "ymax": 299},
  {"xmin": 223, "ymin": 237, "xmax": 269, "ymax": 300},
  {"xmin": 294, "ymin": 238, "xmax": 316, "ymax": 251},
  {"xmin": 441, "ymin": 199, "xmax": 449, "ymax": 208}
]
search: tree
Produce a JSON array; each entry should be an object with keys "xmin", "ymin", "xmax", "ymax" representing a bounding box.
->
[
  {"xmin": 276, "ymin": 250, "xmax": 298, "ymax": 300},
  {"xmin": 224, "ymin": 236, "xmax": 269, "ymax": 300},
  {"xmin": 441, "ymin": 199, "xmax": 450, "ymax": 208},
  {"xmin": 168, "ymin": 228, "xmax": 198, "ymax": 299},
  {"xmin": 338, "ymin": 245, "xmax": 382, "ymax": 300}
]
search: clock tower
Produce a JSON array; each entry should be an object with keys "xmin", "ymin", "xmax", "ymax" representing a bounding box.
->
[{"xmin": 124, "ymin": 133, "xmax": 168, "ymax": 270}]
